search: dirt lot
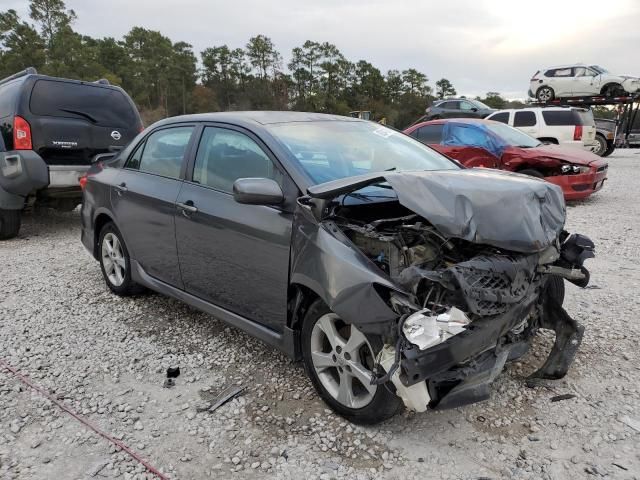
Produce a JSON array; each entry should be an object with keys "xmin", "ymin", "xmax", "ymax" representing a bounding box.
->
[{"xmin": 1, "ymin": 150, "xmax": 639, "ymax": 480}]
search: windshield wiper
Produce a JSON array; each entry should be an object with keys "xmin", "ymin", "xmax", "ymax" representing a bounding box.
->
[{"xmin": 59, "ymin": 108, "xmax": 98, "ymax": 124}]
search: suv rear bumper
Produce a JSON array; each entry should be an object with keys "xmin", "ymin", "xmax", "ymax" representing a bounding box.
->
[{"xmin": 49, "ymin": 165, "xmax": 89, "ymax": 189}]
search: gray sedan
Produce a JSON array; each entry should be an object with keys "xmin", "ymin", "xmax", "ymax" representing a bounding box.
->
[{"xmin": 80, "ymin": 112, "xmax": 594, "ymax": 424}]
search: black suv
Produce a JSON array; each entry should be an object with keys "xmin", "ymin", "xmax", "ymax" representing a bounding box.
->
[{"xmin": 0, "ymin": 68, "xmax": 142, "ymax": 239}]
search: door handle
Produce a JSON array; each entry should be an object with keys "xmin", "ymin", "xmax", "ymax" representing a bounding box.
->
[
  {"xmin": 177, "ymin": 201, "xmax": 198, "ymax": 215},
  {"xmin": 114, "ymin": 183, "xmax": 128, "ymax": 195}
]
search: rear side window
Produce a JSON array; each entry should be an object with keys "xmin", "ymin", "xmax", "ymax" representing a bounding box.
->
[
  {"xmin": 414, "ymin": 125, "xmax": 444, "ymax": 143},
  {"xmin": 545, "ymin": 68, "xmax": 572, "ymax": 78},
  {"xmin": 127, "ymin": 127, "xmax": 193, "ymax": 178},
  {"xmin": 440, "ymin": 101, "xmax": 460, "ymax": 110},
  {"xmin": 0, "ymin": 81, "xmax": 21, "ymax": 118},
  {"xmin": 489, "ymin": 112, "xmax": 509, "ymax": 124},
  {"xmin": 29, "ymin": 80, "xmax": 137, "ymax": 128},
  {"xmin": 514, "ymin": 111, "xmax": 537, "ymax": 127},
  {"xmin": 542, "ymin": 110, "xmax": 582, "ymax": 126},
  {"xmin": 192, "ymin": 127, "xmax": 282, "ymax": 193}
]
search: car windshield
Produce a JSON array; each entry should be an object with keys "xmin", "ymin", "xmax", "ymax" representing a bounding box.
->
[
  {"xmin": 484, "ymin": 122, "xmax": 541, "ymax": 148},
  {"xmin": 267, "ymin": 121, "xmax": 459, "ymax": 184},
  {"xmin": 590, "ymin": 65, "xmax": 609, "ymax": 74}
]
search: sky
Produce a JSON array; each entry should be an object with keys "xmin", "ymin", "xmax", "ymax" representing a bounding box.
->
[{"xmin": 5, "ymin": 0, "xmax": 640, "ymax": 100}]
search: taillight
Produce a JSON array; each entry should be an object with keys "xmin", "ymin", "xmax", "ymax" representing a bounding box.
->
[
  {"xmin": 79, "ymin": 174, "xmax": 89, "ymax": 190},
  {"xmin": 574, "ymin": 125, "xmax": 583, "ymax": 141},
  {"xmin": 530, "ymin": 71, "xmax": 540, "ymax": 81},
  {"xmin": 13, "ymin": 116, "xmax": 32, "ymax": 150},
  {"xmin": 79, "ymin": 162, "xmax": 103, "ymax": 190}
]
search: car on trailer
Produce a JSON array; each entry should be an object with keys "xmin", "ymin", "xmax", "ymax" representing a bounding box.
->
[
  {"xmin": 405, "ymin": 118, "xmax": 608, "ymax": 201},
  {"xmin": 0, "ymin": 68, "xmax": 142, "ymax": 239},
  {"xmin": 529, "ymin": 64, "xmax": 640, "ymax": 102},
  {"xmin": 81, "ymin": 111, "xmax": 595, "ymax": 424}
]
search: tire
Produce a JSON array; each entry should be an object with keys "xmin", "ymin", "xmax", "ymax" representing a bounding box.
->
[
  {"xmin": 592, "ymin": 134, "xmax": 608, "ymax": 157},
  {"xmin": 518, "ymin": 169, "xmax": 544, "ymax": 178},
  {"xmin": 602, "ymin": 84, "xmax": 625, "ymax": 97},
  {"xmin": 56, "ymin": 199, "xmax": 80, "ymax": 212},
  {"xmin": 301, "ymin": 300, "xmax": 402, "ymax": 424},
  {"xmin": 536, "ymin": 86, "xmax": 555, "ymax": 102},
  {"xmin": 98, "ymin": 222, "xmax": 144, "ymax": 296},
  {"xmin": 602, "ymin": 144, "xmax": 615, "ymax": 157},
  {"xmin": 545, "ymin": 275, "xmax": 565, "ymax": 306},
  {"xmin": 0, "ymin": 209, "xmax": 21, "ymax": 240}
]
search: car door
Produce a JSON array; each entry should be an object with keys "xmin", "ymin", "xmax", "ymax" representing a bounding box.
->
[
  {"xmin": 548, "ymin": 67, "xmax": 574, "ymax": 96},
  {"xmin": 111, "ymin": 125, "xmax": 196, "ymax": 289},
  {"xmin": 175, "ymin": 125, "xmax": 294, "ymax": 331},
  {"xmin": 459, "ymin": 100, "xmax": 481, "ymax": 118},
  {"xmin": 437, "ymin": 123, "xmax": 500, "ymax": 168},
  {"xmin": 572, "ymin": 67, "xmax": 599, "ymax": 95},
  {"xmin": 440, "ymin": 101, "xmax": 461, "ymax": 118}
]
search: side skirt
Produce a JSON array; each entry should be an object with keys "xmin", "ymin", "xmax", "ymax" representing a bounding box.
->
[{"xmin": 131, "ymin": 260, "xmax": 297, "ymax": 359}]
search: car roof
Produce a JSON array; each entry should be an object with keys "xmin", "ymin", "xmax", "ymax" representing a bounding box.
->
[
  {"xmin": 541, "ymin": 63, "xmax": 588, "ymax": 70},
  {"xmin": 489, "ymin": 106, "xmax": 582, "ymax": 113},
  {"xmin": 151, "ymin": 111, "xmax": 363, "ymax": 129}
]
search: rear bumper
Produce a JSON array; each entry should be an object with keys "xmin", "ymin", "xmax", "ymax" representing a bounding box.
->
[
  {"xmin": 49, "ymin": 165, "xmax": 89, "ymax": 189},
  {"xmin": 545, "ymin": 162, "xmax": 608, "ymax": 200}
]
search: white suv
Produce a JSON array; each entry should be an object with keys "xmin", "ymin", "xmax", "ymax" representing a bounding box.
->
[
  {"xmin": 530, "ymin": 64, "xmax": 640, "ymax": 102},
  {"xmin": 486, "ymin": 107, "xmax": 597, "ymax": 150}
]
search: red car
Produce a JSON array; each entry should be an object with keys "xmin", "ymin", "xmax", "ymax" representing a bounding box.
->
[{"xmin": 404, "ymin": 119, "xmax": 608, "ymax": 200}]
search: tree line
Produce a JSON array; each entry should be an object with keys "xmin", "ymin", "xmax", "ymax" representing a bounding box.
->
[{"xmin": 2, "ymin": 0, "xmax": 524, "ymax": 128}]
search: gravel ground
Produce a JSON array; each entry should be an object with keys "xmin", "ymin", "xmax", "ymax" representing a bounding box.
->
[{"xmin": 1, "ymin": 150, "xmax": 639, "ymax": 480}]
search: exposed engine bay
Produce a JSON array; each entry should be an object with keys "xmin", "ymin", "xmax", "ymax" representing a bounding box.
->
[{"xmin": 328, "ymin": 197, "xmax": 593, "ymax": 412}]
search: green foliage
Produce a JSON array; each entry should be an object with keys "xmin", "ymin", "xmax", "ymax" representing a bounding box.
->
[
  {"xmin": 0, "ymin": 1, "xmax": 459, "ymax": 128},
  {"xmin": 435, "ymin": 78, "xmax": 457, "ymax": 99},
  {"xmin": 478, "ymin": 91, "xmax": 507, "ymax": 109}
]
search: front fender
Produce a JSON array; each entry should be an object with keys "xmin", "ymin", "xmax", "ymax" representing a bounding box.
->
[{"xmin": 290, "ymin": 204, "xmax": 404, "ymax": 335}]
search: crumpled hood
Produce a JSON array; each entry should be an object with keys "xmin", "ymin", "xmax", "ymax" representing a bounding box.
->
[
  {"xmin": 307, "ymin": 168, "xmax": 566, "ymax": 253},
  {"xmin": 530, "ymin": 145, "xmax": 601, "ymax": 166}
]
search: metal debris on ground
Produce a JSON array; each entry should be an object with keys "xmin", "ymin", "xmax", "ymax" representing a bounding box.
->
[
  {"xmin": 209, "ymin": 385, "xmax": 246, "ymax": 413},
  {"xmin": 162, "ymin": 378, "xmax": 175, "ymax": 389},
  {"xmin": 550, "ymin": 393, "xmax": 577, "ymax": 402},
  {"xmin": 166, "ymin": 367, "xmax": 180, "ymax": 378}
]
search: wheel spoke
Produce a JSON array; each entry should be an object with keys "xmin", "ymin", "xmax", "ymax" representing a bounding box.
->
[
  {"xmin": 311, "ymin": 351, "xmax": 334, "ymax": 371},
  {"xmin": 344, "ymin": 326, "xmax": 367, "ymax": 356},
  {"xmin": 102, "ymin": 256, "xmax": 114, "ymax": 274},
  {"xmin": 114, "ymin": 256, "xmax": 126, "ymax": 269},
  {"xmin": 114, "ymin": 264, "xmax": 124, "ymax": 285},
  {"xmin": 348, "ymin": 362, "xmax": 377, "ymax": 396},
  {"xmin": 317, "ymin": 315, "xmax": 345, "ymax": 350},
  {"xmin": 104, "ymin": 239, "xmax": 114, "ymax": 256},
  {"xmin": 336, "ymin": 372, "xmax": 355, "ymax": 408}
]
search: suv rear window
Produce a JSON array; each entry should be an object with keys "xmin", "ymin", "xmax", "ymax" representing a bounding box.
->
[
  {"xmin": 542, "ymin": 110, "xmax": 583, "ymax": 126},
  {"xmin": 29, "ymin": 80, "xmax": 137, "ymax": 128}
]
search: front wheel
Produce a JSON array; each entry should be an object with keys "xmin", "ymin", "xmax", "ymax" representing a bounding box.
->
[
  {"xmin": 98, "ymin": 222, "xmax": 144, "ymax": 296},
  {"xmin": 0, "ymin": 209, "xmax": 21, "ymax": 240},
  {"xmin": 602, "ymin": 144, "xmax": 615, "ymax": 157},
  {"xmin": 301, "ymin": 301, "xmax": 402, "ymax": 424},
  {"xmin": 518, "ymin": 169, "xmax": 545, "ymax": 178}
]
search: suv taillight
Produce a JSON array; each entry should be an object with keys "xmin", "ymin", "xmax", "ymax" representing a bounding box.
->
[
  {"xmin": 574, "ymin": 125, "xmax": 583, "ymax": 141},
  {"xmin": 530, "ymin": 71, "xmax": 540, "ymax": 81},
  {"xmin": 14, "ymin": 116, "xmax": 32, "ymax": 150}
]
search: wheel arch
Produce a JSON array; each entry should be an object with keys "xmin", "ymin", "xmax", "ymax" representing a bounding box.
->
[
  {"xmin": 93, "ymin": 211, "xmax": 116, "ymax": 258},
  {"xmin": 537, "ymin": 137, "xmax": 559, "ymax": 145},
  {"xmin": 600, "ymin": 82, "xmax": 623, "ymax": 95}
]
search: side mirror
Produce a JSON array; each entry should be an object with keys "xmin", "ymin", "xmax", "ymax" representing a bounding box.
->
[
  {"xmin": 471, "ymin": 107, "xmax": 478, "ymax": 112},
  {"xmin": 233, "ymin": 178, "xmax": 284, "ymax": 205}
]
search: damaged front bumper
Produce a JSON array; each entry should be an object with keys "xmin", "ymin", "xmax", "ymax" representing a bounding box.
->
[{"xmin": 381, "ymin": 234, "xmax": 593, "ymax": 412}]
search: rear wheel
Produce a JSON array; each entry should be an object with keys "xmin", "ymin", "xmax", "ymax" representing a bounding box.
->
[
  {"xmin": 602, "ymin": 83, "xmax": 625, "ymax": 97},
  {"xmin": 301, "ymin": 300, "xmax": 402, "ymax": 424},
  {"xmin": 518, "ymin": 169, "xmax": 544, "ymax": 178},
  {"xmin": 602, "ymin": 144, "xmax": 615, "ymax": 157},
  {"xmin": 0, "ymin": 209, "xmax": 21, "ymax": 240},
  {"xmin": 591, "ymin": 134, "xmax": 608, "ymax": 156},
  {"xmin": 536, "ymin": 86, "xmax": 555, "ymax": 102},
  {"xmin": 98, "ymin": 222, "xmax": 144, "ymax": 296}
]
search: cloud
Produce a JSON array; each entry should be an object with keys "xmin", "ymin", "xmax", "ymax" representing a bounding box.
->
[{"xmin": 6, "ymin": 0, "xmax": 640, "ymax": 99}]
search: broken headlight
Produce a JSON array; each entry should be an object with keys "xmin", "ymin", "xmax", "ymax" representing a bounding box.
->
[
  {"xmin": 402, "ymin": 307, "xmax": 470, "ymax": 350},
  {"xmin": 561, "ymin": 164, "xmax": 590, "ymax": 174}
]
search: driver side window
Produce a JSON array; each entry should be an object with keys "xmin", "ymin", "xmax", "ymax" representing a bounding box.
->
[{"xmin": 460, "ymin": 101, "xmax": 475, "ymax": 111}]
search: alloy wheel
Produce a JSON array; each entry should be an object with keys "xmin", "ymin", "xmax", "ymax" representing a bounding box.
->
[
  {"xmin": 310, "ymin": 313, "xmax": 377, "ymax": 409},
  {"xmin": 537, "ymin": 87, "xmax": 553, "ymax": 102},
  {"xmin": 101, "ymin": 232, "xmax": 126, "ymax": 286}
]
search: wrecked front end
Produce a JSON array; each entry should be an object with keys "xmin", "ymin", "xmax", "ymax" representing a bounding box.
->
[{"xmin": 294, "ymin": 169, "xmax": 594, "ymax": 412}]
